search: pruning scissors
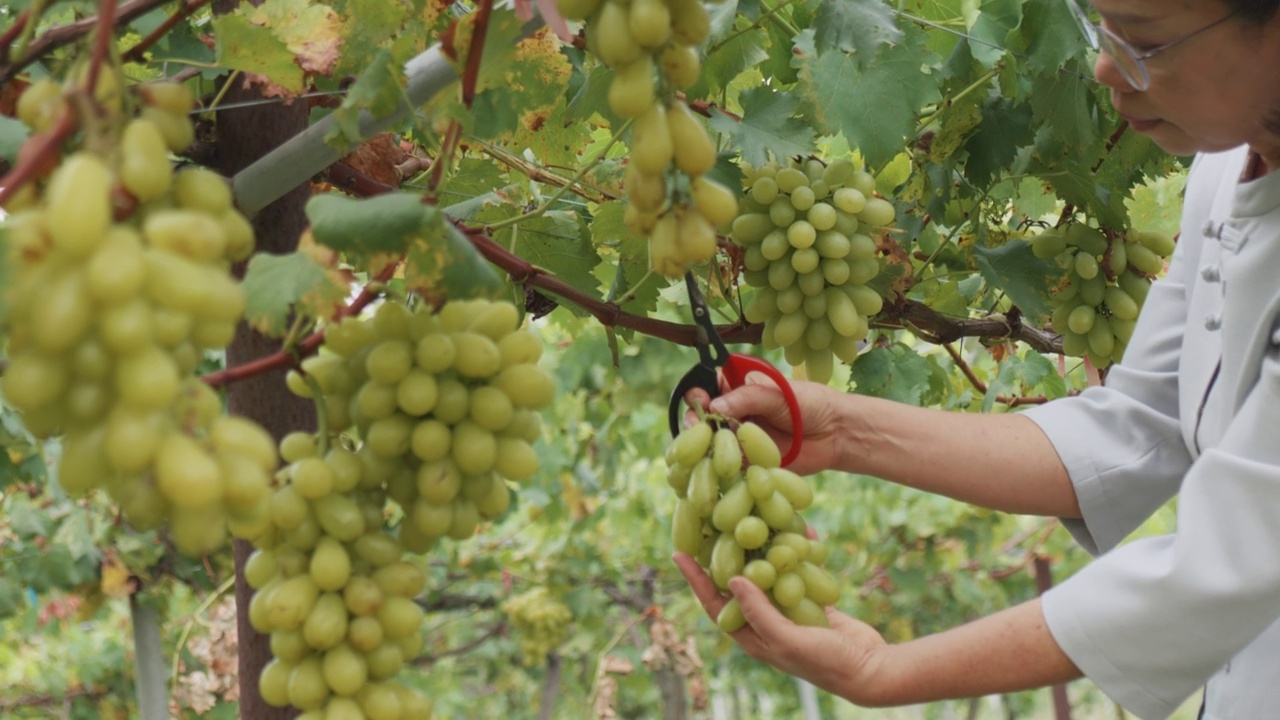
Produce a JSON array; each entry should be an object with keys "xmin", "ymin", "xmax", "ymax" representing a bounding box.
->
[{"xmin": 667, "ymin": 272, "xmax": 805, "ymax": 468}]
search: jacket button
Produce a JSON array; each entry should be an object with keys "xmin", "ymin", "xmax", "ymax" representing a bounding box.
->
[
  {"xmin": 1205, "ymin": 314, "xmax": 1223, "ymax": 331},
  {"xmin": 1200, "ymin": 265, "xmax": 1221, "ymax": 282},
  {"xmin": 1271, "ymin": 327, "xmax": 1280, "ymax": 346}
]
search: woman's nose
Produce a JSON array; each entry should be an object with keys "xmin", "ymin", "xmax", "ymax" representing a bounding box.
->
[{"xmin": 1093, "ymin": 51, "xmax": 1138, "ymax": 93}]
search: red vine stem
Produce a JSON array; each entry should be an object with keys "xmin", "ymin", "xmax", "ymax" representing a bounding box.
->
[
  {"xmin": 0, "ymin": 110, "xmax": 75, "ymax": 206},
  {"xmin": 200, "ymin": 260, "xmax": 403, "ymax": 388},
  {"xmin": 458, "ymin": 222, "xmax": 761, "ymax": 345},
  {"xmin": 85, "ymin": 0, "xmax": 119, "ymax": 97},
  {"xmin": 120, "ymin": 0, "xmax": 211, "ymax": 64},
  {"xmin": 460, "ymin": 0, "xmax": 493, "ymax": 109}
]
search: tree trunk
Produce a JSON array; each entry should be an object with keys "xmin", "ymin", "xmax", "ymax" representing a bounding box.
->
[
  {"xmin": 537, "ymin": 652, "xmax": 561, "ymax": 720},
  {"xmin": 211, "ymin": 3, "xmax": 316, "ymax": 717}
]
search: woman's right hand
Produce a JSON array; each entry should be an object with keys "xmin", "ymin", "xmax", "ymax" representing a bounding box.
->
[{"xmin": 685, "ymin": 373, "xmax": 853, "ymax": 476}]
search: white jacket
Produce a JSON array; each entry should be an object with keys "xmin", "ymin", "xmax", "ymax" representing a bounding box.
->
[{"xmin": 1023, "ymin": 145, "xmax": 1280, "ymax": 720}]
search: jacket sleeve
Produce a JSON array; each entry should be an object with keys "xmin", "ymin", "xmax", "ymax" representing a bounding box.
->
[
  {"xmin": 1040, "ymin": 345, "xmax": 1280, "ymax": 719},
  {"xmin": 1019, "ymin": 228, "xmax": 1196, "ymax": 555}
]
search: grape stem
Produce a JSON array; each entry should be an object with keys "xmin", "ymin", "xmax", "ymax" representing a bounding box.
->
[{"xmin": 301, "ymin": 375, "xmax": 330, "ymax": 455}]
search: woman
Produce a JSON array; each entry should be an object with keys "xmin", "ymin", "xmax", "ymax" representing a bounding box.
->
[{"xmin": 676, "ymin": 2, "xmax": 1280, "ymax": 718}]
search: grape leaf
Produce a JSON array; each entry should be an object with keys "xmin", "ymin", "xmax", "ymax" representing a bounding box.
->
[
  {"xmin": 972, "ymin": 240, "xmax": 1060, "ymax": 324},
  {"xmin": 405, "ymin": 220, "xmax": 506, "ymax": 301},
  {"xmin": 982, "ymin": 351, "xmax": 1062, "ymax": 411},
  {"xmin": 438, "ymin": 158, "xmax": 511, "ymax": 220},
  {"xmin": 241, "ymin": 251, "xmax": 348, "ymax": 335},
  {"xmin": 327, "ymin": 49, "xmax": 405, "ymax": 150},
  {"xmin": 592, "ymin": 202, "xmax": 660, "ymax": 318},
  {"xmin": 962, "ymin": 97, "xmax": 1033, "ymax": 186},
  {"xmin": 331, "ymin": 0, "xmax": 410, "ymax": 75},
  {"xmin": 850, "ymin": 345, "xmax": 936, "ymax": 405},
  {"xmin": 308, "ymin": 193, "xmax": 427, "ymax": 254},
  {"xmin": 0, "ymin": 115, "xmax": 29, "ymax": 163},
  {"xmin": 487, "ymin": 209, "xmax": 601, "ymax": 308},
  {"xmin": 689, "ymin": 27, "xmax": 770, "ymax": 100},
  {"xmin": 212, "ymin": 13, "xmax": 304, "ymax": 92},
  {"xmin": 471, "ymin": 26, "xmax": 573, "ymax": 142},
  {"xmin": 708, "ymin": 87, "xmax": 815, "ymax": 168},
  {"xmin": 796, "ymin": 25, "xmax": 941, "ymax": 168},
  {"xmin": 1029, "ymin": 62, "xmax": 1098, "ymax": 152},
  {"xmin": 1126, "ymin": 171, "xmax": 1187, "ymax": 238},
  {"xmin": 706, "ymin": 0, "xmax": 742, "ymax": 42},
  {"xmin": 243, "ymin": 0, "xmax": 342, "ymax": 75},
  {"xmin": 966, "ymin": 0, "xmax": 1021, "ymax": 67},
  {"xmin": 812, "ymin": 0, "xmax": 901, "ymax": 60},
  {"xmin": 761, "ymin": 22, "xmax": 801, "ymax": 85},
  {"xmin": 1017, "ymin": 0, "xmax": 1084, "ymax": 75},
  {"xmin": 307, "ymin": 193, "xmax": 504, "ymax": 300}
]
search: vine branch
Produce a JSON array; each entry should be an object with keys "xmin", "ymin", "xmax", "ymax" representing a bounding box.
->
[
  {"xmin": 121, "ymin": 0, "xmax": 212, "ymax": 64},
  {"xmin": 0, "ymin": 0, "xmax": 174, "ymax": 84},
  {"xmin": 411, "ymin": 619, "xmax": 508, "ymax": 667},
  {"xmin": 942, "ymin": 343, "xmax": 1050, "ymax": 407}
]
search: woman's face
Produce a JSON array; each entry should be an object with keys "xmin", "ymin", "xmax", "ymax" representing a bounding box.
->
[{"xmin": 1090, "ymin": 0, "xmax": 1280, "ymax": 164}]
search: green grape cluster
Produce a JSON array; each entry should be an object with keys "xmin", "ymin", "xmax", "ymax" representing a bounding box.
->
[
  {"xmin": 665, "ymin": 419, "xmax": 841, "ymax": 632},
  {"xmin": 560, "ymin": 0, "xmax": 739, "ymax": 277},
  {"xmin": 241, "ymin": 298, "xmax": 554, "ymax": 717},
  {"xmin": 1, "ymin": 80, "xmax": 272, "ymax": 556},
  {"xmin": 731, "ymin": 158, "xmax": 894, "ymax": 383},
  {"xmin": 286, "ymin": 299, "xmax": 556, "ymax": 550},
  {"xmin": 244, "ymin": 451, "xmax": 435, "ymax": 719},
  {"xmin": 501, "ymin": 587, "xmax": 574, "ymax": 666},
  {"xmin": 1033, "ymin": 223, "xmax": 1174, "ymax": 367}
]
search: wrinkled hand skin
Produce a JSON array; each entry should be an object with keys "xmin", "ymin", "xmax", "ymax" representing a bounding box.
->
[
  {"xmin": 683, "ymin": 374, "xmax": 851, "ymax": 476},
  {"xmin": 674, "ymin": 552, "xmax": 890, "ymax": 706}
]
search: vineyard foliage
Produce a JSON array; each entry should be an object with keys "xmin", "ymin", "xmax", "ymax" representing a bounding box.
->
[{"xmin": 0, "ymin": 0, "xmax": 1191, "ymax": 715}]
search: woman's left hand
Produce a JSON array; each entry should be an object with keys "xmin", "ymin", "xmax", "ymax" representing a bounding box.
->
[{"xmin": 674, "ymin": 552, "xmax": 892, "ymax": 706}]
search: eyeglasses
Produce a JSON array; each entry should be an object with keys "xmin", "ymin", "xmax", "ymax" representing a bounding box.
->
[{"xmin": 1063, "ymin": 0, "xmax": 1241, "ymax": 91}]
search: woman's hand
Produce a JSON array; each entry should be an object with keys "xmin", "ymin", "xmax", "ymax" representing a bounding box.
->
[
  {"xmin": 674, "ymin": 552, "xmax": 891, "ymax": 706},
  {"xmin": 685, "ymin": 374, "xmax": 853, "ymax": 476}
]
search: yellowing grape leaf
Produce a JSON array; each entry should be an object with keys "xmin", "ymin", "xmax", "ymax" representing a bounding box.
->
[
  {"xmin": 212, "ymin": 13, "xmax": 304, "ymax": 92},
  {"xmin": 100, "ymin": 556, "xmax": 133, "ymax": 598},
  {"xmin": 244, "ymin": 0, "xmax": 342, "ymax": 75},
  {"xmin": 241, "ymin": 247, "xmax": 348, "ymax": 335},
  {"xmin": 439, "ymin": 15, "xmax": 569, "ymax": 141},
  {"xmin": 404, "ymin": 219, "xmax": 505, "ymax": 302}
]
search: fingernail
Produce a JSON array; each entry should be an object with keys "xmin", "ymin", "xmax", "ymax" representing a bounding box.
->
[{"xmin": 708, "ymin": 398, "xmax": 726, "ymax": 413}]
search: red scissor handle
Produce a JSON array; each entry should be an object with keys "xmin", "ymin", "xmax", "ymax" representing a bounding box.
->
[{"xmin": 721, "ymin": 353, "xmax": 805, "ymax": 468}]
